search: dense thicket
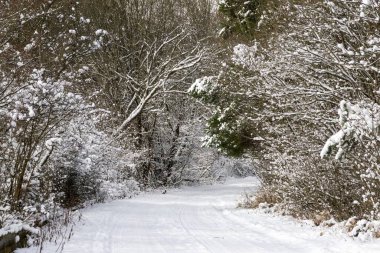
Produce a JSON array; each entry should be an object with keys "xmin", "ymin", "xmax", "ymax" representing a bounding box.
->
[{"xmin": 192, "ymin": 0, "xmax": 380, "ymax": 233}]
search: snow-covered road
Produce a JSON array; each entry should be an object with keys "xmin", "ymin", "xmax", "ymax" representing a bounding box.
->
[{"xmin": 26, "ymin": 177, "xmax": 380, "ymax": 253}]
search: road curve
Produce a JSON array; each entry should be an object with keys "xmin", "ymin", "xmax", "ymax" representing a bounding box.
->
[{"xmin": 58, "ymin": 177, "xmax": 380, "ymax": 253}]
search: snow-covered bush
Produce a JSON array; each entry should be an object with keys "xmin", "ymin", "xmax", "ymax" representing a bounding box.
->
[
  {"xmin": 0, "ymin": 68, "xmax": 85, "ymax": 208},
  {"xmin": 0, "ymin": 67, "xmax": 90, "ymax": 248},
  {"xmin": 49, "ymin": 115, "xmax": 140, "ymax": 206}
]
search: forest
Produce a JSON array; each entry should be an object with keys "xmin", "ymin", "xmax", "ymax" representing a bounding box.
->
[{"xmin": 1, "ymin": 0, "xmax": 380, "ymax": 252}]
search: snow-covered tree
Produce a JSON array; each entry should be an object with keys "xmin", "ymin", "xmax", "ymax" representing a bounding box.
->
[
  {"xmin": 70, "ymin": 0, "xmax": 222, "ymax": 187},
  {"xmin": 193, "ymin": 0, "xmax": 380, "ymax": 223}
]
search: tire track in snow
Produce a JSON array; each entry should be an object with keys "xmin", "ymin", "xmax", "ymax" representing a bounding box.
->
[
  {"xmin": 178, "ymin": 207, "xmax": 213, "ymax": 253},
  {"xmin": 52, "ymin": 177, "xmax": 380, "ymax": 253}
]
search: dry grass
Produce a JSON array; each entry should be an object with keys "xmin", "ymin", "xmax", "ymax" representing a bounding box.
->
[
  {"xmin": 312, "ymin": 211, "xmax": 332, "ymax": 226},
  {"xmin": 238, "ymin": 187, "xmax": 281, "ymax": 209}
]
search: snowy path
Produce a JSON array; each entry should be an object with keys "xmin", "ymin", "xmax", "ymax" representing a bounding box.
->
[{"xmin": 30, "ymin": 177, "xmax": 380, "ymax": 253}]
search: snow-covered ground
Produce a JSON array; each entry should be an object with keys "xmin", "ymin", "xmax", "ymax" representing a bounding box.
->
[{"xmin": 17, "ymin": 177, "xmax": 380, "ymax": 253}]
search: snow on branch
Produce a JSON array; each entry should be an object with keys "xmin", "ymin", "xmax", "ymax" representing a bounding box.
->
[
  {"xmin": 188, "ymin": 76, "xmax": 217, "ymax": 96},
  {"xmin": 321, "ymin": 100, "xmax": 380, "ymax": 159},
  {"xmin": 112, "ymin": 30, "xmax": 207, "ymax": 137}
]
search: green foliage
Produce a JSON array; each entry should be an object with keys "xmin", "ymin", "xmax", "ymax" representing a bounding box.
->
[
  {"xmin": 206, "ymin": 108, "xmax": 246, "ymax": 157},
  {"xmin": 205, "ymin": 93, "xmax": 263, "ymax": 157},
  {"xmin": 218, "ymin": 0, "xmax": 263, "ymax": 38},
  {"xmin": 188, "ymin": 60, "xmax": 266, "ymax": 157}
]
